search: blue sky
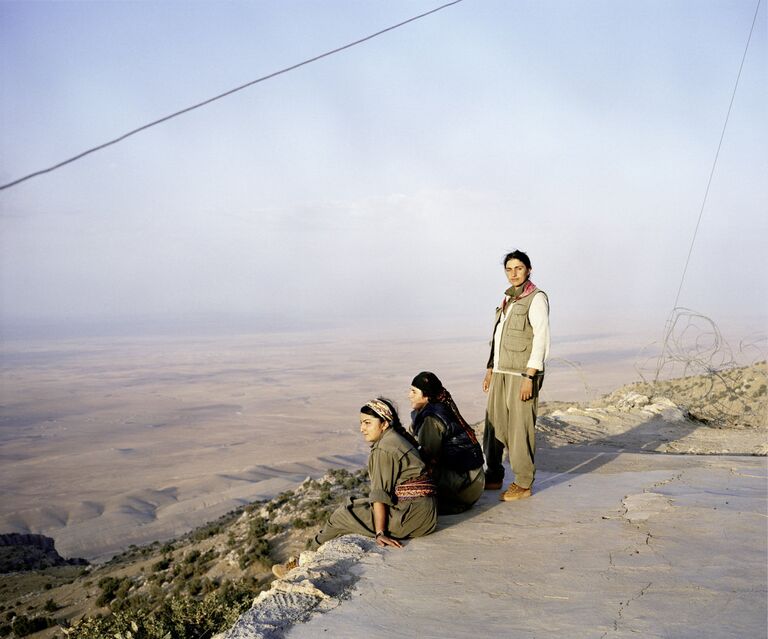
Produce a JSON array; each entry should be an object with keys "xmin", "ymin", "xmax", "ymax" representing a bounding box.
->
[{"xmin": 1, "ymin": 0, "xmax": 765, "ymax": 338}]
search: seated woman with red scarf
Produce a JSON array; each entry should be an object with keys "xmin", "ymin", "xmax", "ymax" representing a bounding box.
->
[{"xmin": 408, "ymin": 372, "xmax": 485, "ymax": 515}]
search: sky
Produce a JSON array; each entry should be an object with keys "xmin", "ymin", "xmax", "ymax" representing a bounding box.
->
[{"xmin": 1, "ymin": 0, "xmax": 766, "ymax": 342}]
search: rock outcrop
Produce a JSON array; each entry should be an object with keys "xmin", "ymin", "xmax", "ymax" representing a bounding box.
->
[
  {"xmin": 217, "ymin": 535, "xmax": 380, "ymax": 639},
  {"xmin": 0, "ymin": 532, "xmax": 88, "ymax": 572}
]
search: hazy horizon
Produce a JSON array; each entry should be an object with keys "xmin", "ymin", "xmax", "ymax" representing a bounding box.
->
[
  {"xmin": 1, "ymin": 1, "xmax": 766, "ymax": 343},
  {"xmin": 2, "ymin": 308, "xmax": 764, "ymax": 352}
]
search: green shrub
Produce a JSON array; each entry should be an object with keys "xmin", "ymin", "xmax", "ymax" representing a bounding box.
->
[
  {"xmin": 11, "ymin": 615, "xmax": 56, "ymax": 637},
  {"xmin": 187, "ymin": 577, "xmax": 203, "ymax": 596},
  {"xmin": 96, "ymin": 576, "xmax": 120, "ymax": 606},
  {"xmin": 43, "ymin": 598, "xmax": 59, "ymax": 613},
  {"xmin": 199, "ymin": 548, "xmax": 217, "ymax": 563},
  {"xmin": 152, "ymin": 556, "xmax": 171, "ymax": 571},
  {"xmin": 266, "ymin": 491, "xmax": 295, "ymax": 513},
  {"xmin": 191, "ymin": 522, "xmax": 221, "ymax": 541},
  {"xmin": 239, "ymin": 537, "xmax": 270, "ymax": 569},
  {"xmin": 66, "ymin": 583, "xmax": 260, "ymax": 639},
  {"xmin": 115, "ymin": 579, "xmax": 132, "ymax": 601},
  {"xmin": 176, "ymin": 563, "xmax": 195, "ymax": 580},
  {"xmin": 248, "ymin": 516, "xmax": 268, "ymax": 539}
]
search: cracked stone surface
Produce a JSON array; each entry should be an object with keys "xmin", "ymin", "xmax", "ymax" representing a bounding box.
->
[{"xmin": 282, "ymin": 448, "xmax": 767, "ymax": 639}]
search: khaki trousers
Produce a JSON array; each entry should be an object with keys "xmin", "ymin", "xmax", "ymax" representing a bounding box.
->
[
  {"xmin": 311, "ymin": 495, "xmax": 437, "ymax": 549},
  {"xmin": 484, "ymin": 372, "xmax": 541, "ymax": 489}
]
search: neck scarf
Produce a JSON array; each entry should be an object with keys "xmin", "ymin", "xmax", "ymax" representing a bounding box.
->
[
  {"xmin": 502, "ymin": 279, "xmax": 537, "ymax": 311},
  {"xmin": 433, "ymin": 388, "xmax": 479, "ymax": 445}
]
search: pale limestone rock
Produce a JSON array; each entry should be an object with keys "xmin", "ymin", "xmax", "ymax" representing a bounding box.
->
[
  {"xmin": 216, "ymin": 534, "xmax": 379, "ymax": 639},
  {"xmin": 642, "ymin": 397, "xmax": 688, "ymax": 422},
  {"xmin": 616, "ymin": 392, "xmax": 650, "ymax": 410}
]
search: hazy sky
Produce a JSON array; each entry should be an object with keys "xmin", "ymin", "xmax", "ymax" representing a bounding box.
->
[{"xmin": 1, "ymin": 0, "xmax": 766, "ymax": 339}]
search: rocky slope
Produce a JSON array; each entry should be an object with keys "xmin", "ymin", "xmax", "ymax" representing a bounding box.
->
[{"xmin": 0, "ymin": 469, "xmax": 368, "ymax": 639}]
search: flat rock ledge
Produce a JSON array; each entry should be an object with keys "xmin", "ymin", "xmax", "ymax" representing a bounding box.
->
[
  {"xmin": 215, "ymin": 535, "xmax": 380, "ymax": 639},
  {"xmin": 537, "ymin": 394, "xmax": 768, "ymax": 456}
]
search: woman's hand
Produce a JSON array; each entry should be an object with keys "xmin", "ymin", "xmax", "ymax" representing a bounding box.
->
[
  {"xmin": 519, "ymin": 377, "xmax": 534, "ymax": 401},
  {"xmin": 376, "ymin": 534, "xmax": 403, "ymax": 548},
  {"xmin": 482, "ymin": 369, "xmax": 493, "ymax": 393},
  {"xmin": 372, "ymin": 501, "xmax": 402, "ymax": 547}
]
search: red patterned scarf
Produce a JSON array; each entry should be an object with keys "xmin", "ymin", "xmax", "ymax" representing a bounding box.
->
[
  {"xmin": 434, "ymin": 388, "xmax": 479, "ymax": 445},
  {"xmin": 502, "ymin": 280, "xmax": 537, "ymax": 311}
]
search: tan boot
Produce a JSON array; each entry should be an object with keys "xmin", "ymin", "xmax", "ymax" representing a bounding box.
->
[
  {"xmin": 500, "ymin": 483, "xmax": 532, "ymax": 501},
  {"xmin": 271, "ymin": 556, "xmax": 298, "ymax": 578}
]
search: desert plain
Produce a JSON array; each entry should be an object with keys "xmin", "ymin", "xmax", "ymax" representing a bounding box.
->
[{"xmin": 1, "ymin": 324, "xmax": 677, "ymax": 562}]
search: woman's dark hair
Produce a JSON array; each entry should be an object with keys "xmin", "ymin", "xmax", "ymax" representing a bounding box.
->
[
  {"xmin": 411, "ymin": 371, "xmax": 443, "ymax": 402},
  {"xmin": 360, "ymin": 396, "xmax": 420, "ymax": 449},
  {"xmin": 503, "ymin": 249, "xmax": 531, "ymax": 270}
]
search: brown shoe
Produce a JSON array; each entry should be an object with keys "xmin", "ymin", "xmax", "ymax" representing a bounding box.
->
[
  {"xmin": 500, "ymin": 483, "xmax": 532, "ymax": 501},
  {"xmin": 271, "ymin": 556, "xmax": 298, "ymax": 578},
  {"xmin": 484, "ymin": 479, "xmax": 503, "ymax": 491}
]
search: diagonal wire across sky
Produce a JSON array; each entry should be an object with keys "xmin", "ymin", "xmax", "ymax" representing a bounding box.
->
[{"xmin": 0, "ymin": 0, "xmax": 464, "ymax": 192}]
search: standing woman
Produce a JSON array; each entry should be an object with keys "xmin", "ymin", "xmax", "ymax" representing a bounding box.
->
[
  {"xmin": 312, "ymin": 398, "xmax": 437, "ymax": 548},
  {"xmin": 482, "ymin": 250, "xmax": 550, "ymax": 501},
  {"xmin": 409, "ymin": 372, "xmax": 485, "ymax": 515}
]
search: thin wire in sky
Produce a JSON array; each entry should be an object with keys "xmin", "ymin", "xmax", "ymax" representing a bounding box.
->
[
  {"xmin": 655, "ymin": 0, "xmax": 762, "ymax": 383},
  {"xmin": 668, "ymin": 0, "xmax": 762, "ymax": 312},
  {"xmin": 0, "ymin": 0, "xmax": 465, "ymax": 192}
]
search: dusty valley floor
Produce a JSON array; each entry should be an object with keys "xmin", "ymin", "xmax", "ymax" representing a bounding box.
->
[{"xmin": 1, "ymin": 328, "xmax": 764, "ymax": 562}]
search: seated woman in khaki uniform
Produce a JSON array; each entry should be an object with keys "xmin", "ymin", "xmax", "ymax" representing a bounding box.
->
[
  {"xmin": 273, "ymin": 397, "xmax": 437, "ymax": 577},
  {"xmin": 409, "ymin": 371, "xmax": 485, "ymax": 515}
]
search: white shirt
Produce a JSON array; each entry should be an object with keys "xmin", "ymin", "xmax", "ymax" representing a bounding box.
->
[{"xmin": 492, "ymin": 291, "xmax": 551, "ymax": 373}]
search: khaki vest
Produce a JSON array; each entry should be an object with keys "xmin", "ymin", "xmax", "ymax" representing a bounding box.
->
[{"xmin": 491, "ymin": 290, "xmax": 547, "ymax": 373}]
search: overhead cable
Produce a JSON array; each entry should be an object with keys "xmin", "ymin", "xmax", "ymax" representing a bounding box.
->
[
  {"xmin": 0, "ymin": 0, "xmax": 465, "ymax": 192},
  {"xmin": 668, "ymin": 0, "xmax": 762, "ymax": 313},
  {"xmin": 655, "ymin": 0, "xmax": 762, "ymax": 383}
]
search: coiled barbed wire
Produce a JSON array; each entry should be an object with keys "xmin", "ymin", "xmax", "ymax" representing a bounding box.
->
[{"xmin": 636, "ymin": 308, "xmax": 767, "ymax": 427}]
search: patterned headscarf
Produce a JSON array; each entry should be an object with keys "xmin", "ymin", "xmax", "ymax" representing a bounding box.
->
[{"xmin": 364, "ymin": 399, "xmax": 393, "ymax": 424}]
